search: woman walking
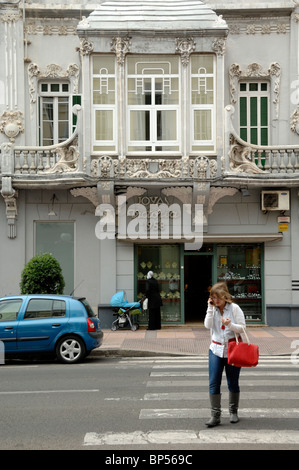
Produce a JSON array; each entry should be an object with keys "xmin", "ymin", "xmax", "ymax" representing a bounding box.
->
[
  {"xmin": 204, "ymin": 282, "xmax": 246, "ymax": 427},
  {"xmin": 146, "ymin": 271, "xmax": 163, "ymax": 330}
]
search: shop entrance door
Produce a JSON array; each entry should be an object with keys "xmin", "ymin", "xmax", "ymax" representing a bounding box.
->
[{"xmin": 184, "ymin": 254, "xmax": 212, "ymax": 323}]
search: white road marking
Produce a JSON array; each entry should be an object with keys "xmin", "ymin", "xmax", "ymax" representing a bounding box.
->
[
  {"xmin": 144, "ymin": 391, "xmax": 299, "ymax": 400},
  {"xmin": 84, "ymin": 429, "xmax": 299, "ymax": 446},
  {"xmin": 0, "ymin": 389, "xmax": 99, "ymax": 395},
  {"xmin": 139, "ymin": 408, "xmax": 299, "ymax": 419}
]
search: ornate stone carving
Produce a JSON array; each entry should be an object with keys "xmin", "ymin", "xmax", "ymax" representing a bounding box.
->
[
  {"xmin": 207, "ymin": 187, "xmax": 238, "ymax": 215},
  {"xmin": 176, "ymin": 38, "xmax": 196, "ymax": 66},
  {"xmin": 111, "ymin": 36, "xmax": 131, "ymax": 65},
  {"xmin": 162, "ymin": 187, "xmax": 192, "ymax": 205},
  {"xmin": 41, "ymin": 138, "xmax": 79, "ymax": 174},
  {"xmin": 229, "ymin": 62, "xmax": 281, "ymax": 118},
  {"xmin": 1, "ymin": 177, "xmax": 18, "ymax": 239},
  {"xmin": 212, "ymin": 38, "xmax": 226, "ymax": 56},
  {"xmin": 0, "ymin": 11, "xmax": 22, "ymax": 23},
  {"xmin": 70, "ymin": 187, "xmax": 99, "ymax": 207},
  {"xmin": 0, "ymin": 110, "xmax": 24, "ymax": 142},
  {"xmin": 290, "ymin": 108, "xmax": 299, "ymax": 135},
  {"xmin": 79, "ymin": 38, "xmax": 94, "ymax": 56},
  {"xmin": 228, "ymin": 136, "xmax": 264, "ymax": 174},
  {"xmin": 28, "ymin": 63, "xmax": 80, "ymax": 115}
]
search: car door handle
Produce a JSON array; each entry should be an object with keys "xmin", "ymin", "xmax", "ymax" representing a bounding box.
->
[
  {"xmin": 4, "ymin": 326, "xmax": 13, "ymax": 330},
  {"xmin": 52, "ymin": 323, "xmax": 61, "ymax": 327}
]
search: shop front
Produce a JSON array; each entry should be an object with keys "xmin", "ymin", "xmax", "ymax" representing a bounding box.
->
[{"xmin": 135, "ymin": 243, "xmax": 264, "ymax": 325}]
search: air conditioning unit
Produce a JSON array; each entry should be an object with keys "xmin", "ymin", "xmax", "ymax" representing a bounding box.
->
[{"xmin": 261, "ymin": 190, "xmax": 290, "ymax": 211}]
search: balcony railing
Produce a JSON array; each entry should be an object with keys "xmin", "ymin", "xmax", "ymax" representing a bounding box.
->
[
  {"xmin": 223, "ymin": 104, "xmax": 299, "ymax": 177},
  {"xmin": 0, "ymin": 105, "xmax": 84, "ymax": 178},
  {"xmin": 1, "ymin": 104, "xmax": 299, "ymax": 183}
]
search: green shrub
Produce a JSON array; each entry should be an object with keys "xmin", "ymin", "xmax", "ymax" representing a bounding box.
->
[{"xmin": 20, "ymin": 253, "xmax": 65, "ymax": 294}]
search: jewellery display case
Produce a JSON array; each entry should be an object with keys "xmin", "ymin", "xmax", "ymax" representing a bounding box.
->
[
  {"xmin": 217, "ymin": 244, "xmax": 262, "ymax": 322},
  {"xmin": 136, "ymin": 245, "xmax": 181, "ymax": 323}
]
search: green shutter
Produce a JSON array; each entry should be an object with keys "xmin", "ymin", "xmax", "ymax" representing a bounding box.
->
[{"xmin": 72, "ymin": 95, "xmax": 82, "ymax": 132}]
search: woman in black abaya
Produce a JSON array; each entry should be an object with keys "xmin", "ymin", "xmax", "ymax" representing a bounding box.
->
[{"xmin": 145, "ymin": 271, "xmax": 162, "ymax": 330}]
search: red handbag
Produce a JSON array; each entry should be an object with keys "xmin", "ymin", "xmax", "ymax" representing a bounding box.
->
[{"xmin": 228, "ymin": 328, "xmax": 259, "ymax": 368}]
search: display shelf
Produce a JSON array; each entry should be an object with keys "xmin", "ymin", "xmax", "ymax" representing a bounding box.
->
[{"xmin": 217, "ymin": 245, "xmax": 262, "ymax": 322}]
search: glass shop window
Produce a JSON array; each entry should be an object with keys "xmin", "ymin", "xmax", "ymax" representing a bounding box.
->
[{"xmin": 136, "ymin": 245, "xmax": 182, "ymax": 323}]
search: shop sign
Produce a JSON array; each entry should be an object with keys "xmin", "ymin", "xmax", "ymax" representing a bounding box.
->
[{"xmin": 278, "ymin": 223, "xmax": 289, "ymax": 231}]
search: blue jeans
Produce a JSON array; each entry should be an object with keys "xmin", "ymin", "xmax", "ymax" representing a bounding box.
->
[{"xmin": 208, "ymin": 349, "xmax": 241, "ymax": 395}]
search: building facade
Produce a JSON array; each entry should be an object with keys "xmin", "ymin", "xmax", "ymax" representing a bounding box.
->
[{"xmin": 1, "ymin": 0, "xmax": 299, "ymax": 326}]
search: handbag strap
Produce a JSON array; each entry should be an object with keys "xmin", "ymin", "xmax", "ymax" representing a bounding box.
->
[{"xmin": 232, "ymin": 303, "xmax": 249, "ymax": 344}]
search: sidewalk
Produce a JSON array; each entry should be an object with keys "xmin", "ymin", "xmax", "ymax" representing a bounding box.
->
[{"xmin": 95, "ymin": 325, "xmax": 299, "ymax": 357}]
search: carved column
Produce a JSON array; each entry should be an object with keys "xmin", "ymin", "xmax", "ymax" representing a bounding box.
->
[
  {"xmin": 176, "ymin": 38, "xmax": 195, "ymax": 157},
  {"xmin": 0, "ymin": 3, "xmax": 25, "ymax": 145},
  {"xmin": 111, "ymin": 36, "xmax": 131, "ymax": 157}
]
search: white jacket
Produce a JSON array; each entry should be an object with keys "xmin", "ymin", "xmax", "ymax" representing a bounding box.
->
[{"xmin": 204, "ymin": 302, "xmax": 246, "ymax": 358}]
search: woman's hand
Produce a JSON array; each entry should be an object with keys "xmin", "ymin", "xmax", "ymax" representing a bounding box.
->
[{"xmin": 221, "ymin": 317, "xmax": 231, "ymax": 326}]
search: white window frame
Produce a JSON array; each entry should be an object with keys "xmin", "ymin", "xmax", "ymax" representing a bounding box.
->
[
  {"xmin": 190, "ymin": 55, "xmax": 216, "ymax": 154},
  {"xmin": 238, "ymin": 81, "xmax": 270, "ymax": 146},
  {"xmin": 126, "ymin": 57, "xmax": 181, "ymax": 155},
  {"xmin": 39, "ymin": 81, "xmax": 71, "ymax": 146},
  {"xmin": 92, "ymin": 56, "xmax": 117, "ymax": 154}
]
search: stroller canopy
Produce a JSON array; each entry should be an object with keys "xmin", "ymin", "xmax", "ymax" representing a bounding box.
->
[{"xmin": 110, "ymin": 290, "xmax": 141, "ymax": 308}]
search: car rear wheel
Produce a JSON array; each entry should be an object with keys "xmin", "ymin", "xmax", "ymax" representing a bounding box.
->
[{"xmin": 55, "ymin": 336, "xmax": 86, "ymax": 364}]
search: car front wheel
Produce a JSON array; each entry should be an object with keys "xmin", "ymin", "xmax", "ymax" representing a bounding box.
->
[{"xmin": 55, "ymin": 336, "xmax": 86, "ymax": 364}]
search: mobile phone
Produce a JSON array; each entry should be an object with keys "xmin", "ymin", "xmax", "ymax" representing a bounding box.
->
[{"xmin": 208, "ymin": 297, "xmax": 215, "ymax": 306}]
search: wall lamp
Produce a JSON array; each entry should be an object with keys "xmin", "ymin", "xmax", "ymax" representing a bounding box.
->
[{"xmin": 48, "ymin": 194, "xmax": 58, "ymax": 216}]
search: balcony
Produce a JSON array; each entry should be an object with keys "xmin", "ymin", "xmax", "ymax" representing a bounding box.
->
[{"xmin": 1, "ymin": 105, "xmax": 299, "ymax": 188}]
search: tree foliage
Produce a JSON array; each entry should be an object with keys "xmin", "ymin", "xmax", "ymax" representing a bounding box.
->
[{"xmin": 20, "ymin": 253, "xmax": 65, "ymax": 294}]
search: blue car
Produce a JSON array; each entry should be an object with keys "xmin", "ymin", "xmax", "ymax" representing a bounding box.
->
[{"xmin": 0, "ymin": 295, "xmax": 103, "ymax": 364}]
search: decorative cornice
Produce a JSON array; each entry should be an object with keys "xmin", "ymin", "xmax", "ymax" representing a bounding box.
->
[
  {"xmin": 110, "ymin": 36, "xmax": 131, "ymax": 65},
  {"xmin": 176, "ymin": 38, "xmax": 196, "ymax": 66}
]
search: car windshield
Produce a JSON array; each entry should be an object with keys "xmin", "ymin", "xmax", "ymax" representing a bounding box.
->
[{"xmin": 79, "ymin": 298, "xmax": 96, "ymax": 318}]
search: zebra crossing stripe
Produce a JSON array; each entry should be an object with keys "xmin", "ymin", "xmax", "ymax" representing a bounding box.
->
[
  {"xmin": 84, "ymin": 429, "xmax": 299, "ymax": 446},
  {"xmin": 144, "ymin": 391, "xmax": 299, "ymax": 400},
  {"xmin": 139, "ymin": 408, "xmax": 299, "ymax": 419}
]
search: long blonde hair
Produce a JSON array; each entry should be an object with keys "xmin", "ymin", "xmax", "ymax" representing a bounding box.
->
[{"xmin": 210, "ymin": 282, "xmax": 233, "ymax": 304}]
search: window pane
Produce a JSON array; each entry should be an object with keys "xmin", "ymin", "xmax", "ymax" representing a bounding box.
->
[
  {"xmin": 194, "ymin": 110, "xmax": 212, "ymax": 140},
  {"xmin": 157, "ymin": 110, "xmax": 177, "ymax": 140},
  {"xmin": 51, "ymin": 83, "xmax": 60, "ymax": 92},
  {"xmin": 191, "ymin": 55, "xmax": 214, "ymax": 74},
  {"xmin": 35, "ymin": 222, "xmax": 74, "ymax": 295},
  {"xmin": 0, "ymin": 300, "xmax": 22, "ymax": 321},
  {"xmin": 93, "ymin": 55, "xmax": 115, "ymax": 75},
  {"xmin": 240, "ymin": 128, "xmax": 247, "ymax": 142},
  {"xmin": 93, "ymin": 77, "xmax": 115, "ymax": 105},
  {"xmin": 191, "ymin": 77, "xmax": 214, "ymax": 105},
  {"xmin": 250, "ymin": 97, "xmax": 257, "ymax": 126},
  {"xmin": 95, "ymin": 110, "xmax": 113, "ymax": 140},
  {"xmin": 260, "ymin": 97, "xmax": 268, "ymax": 126},
  {"xmin": 250, "ymin": 127, "xmax": 258, "ymax": 144},
  {"xmin": 53, "ymin": 300, "xmax": 66, "ymax": 317},
  {"xmin": 260, "ymin": 128, "xmax": 268, "ymax": 145},
  {"xmin": 239, "ymin": 97, "xmax": 247, "ymax": 126},
  {"xmin": 25, "ymin": 299, "xmax": 53, "ymax": 319},
  {"xmin": 130, "ymin": 110, "xmax": 150, "ymax": 141}
]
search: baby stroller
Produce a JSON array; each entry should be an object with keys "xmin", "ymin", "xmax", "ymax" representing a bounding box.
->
[{"xmin": 110, "ymin": 291, "xmax": 144, "ymax": 331}]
